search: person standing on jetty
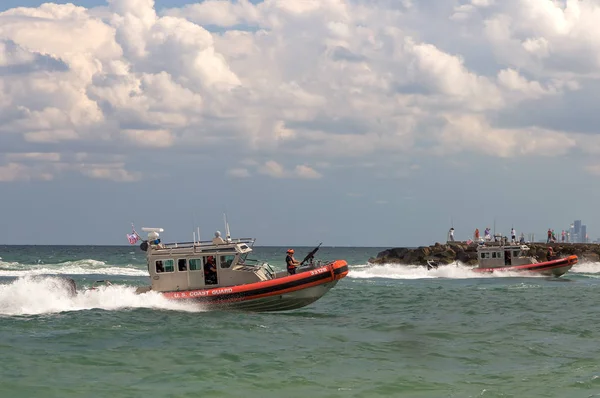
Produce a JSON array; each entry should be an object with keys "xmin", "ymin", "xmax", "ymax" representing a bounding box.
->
[
  {"xmin": 484, "ymin": 227, "xmax": 491, "ymax": 241},
  {"xmin": 474, "ymin": 228, "xmax": 480, "ymax": 240},
  {"xmin": 547, "ymin": 228, "xmax": 552, "ymax": 243},
  {"xmin": 511, "ymin": 228, "xmax": 516, "ymax": 243},
  {"xmin": 448, "ymin": 228, "xmax": 455, "ymax": 242}
]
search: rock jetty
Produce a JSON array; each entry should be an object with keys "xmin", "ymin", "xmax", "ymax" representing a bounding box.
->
[{"xmin": 368, "ymin": 242, "xmax": 600, "ymax": 266}]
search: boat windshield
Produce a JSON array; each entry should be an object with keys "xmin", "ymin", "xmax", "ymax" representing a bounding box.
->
[{"xmin": 239, "ymin": 252, "xmax": 253, "ymax": 264}]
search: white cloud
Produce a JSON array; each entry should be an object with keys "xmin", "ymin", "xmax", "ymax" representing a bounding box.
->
[
  {"xmin": 257, "ymin": 160, "xmax": 322, "ymax": 179},
  {"xmin": 0, "ymin": 162, "xmax": 53, "ymax": 182},
  {"xmin": 0, "ymin": 40, "xmax": 35, "ymax": 66},
  {"xmin": 294, "ymin": 165, "xmax": 322, "ymax": 179},
  {"xmin": 6, "ymin": 152, "xmax": 61, "ymax": 162},
  {"xmin": 436, "ymin": 114, "xmax": 577, "ymax": 158},
  {"xmin": 122, "ymin": 129, "xmax": 173, "ymax": 148},
  {"xmin": 23, "ymin": 129, "xmax": 79, "ymax": 143},
  {"xmin": 0, "ymin": 0, "xmax": 599, "ymax": 182},
  {"xmin": 79, "ymin": 162, "xmax": 141, "ymax": 182},
  {"xmin": 497, "ymin": 68, "xmax": 556, "ymax": 99},
  {"xmin": 258, "ymin": 160, "xmax": 286, "ymax": 178},
  {"xmin": 584, "ymin": 164, "xmax": 600, "ymax": 176},
  {"xmin": 227, "ymin": 168, "xmax": 251, "ymax": 178}
]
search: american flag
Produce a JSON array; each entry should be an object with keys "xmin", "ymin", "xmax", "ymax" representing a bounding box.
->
[
  {"xmin": 127, "ymin": 223, "xmax": 140, "ymax": 245},
  {"xmin": 127, "ymin": 233, "xmax": 139, "ymax": 245}
]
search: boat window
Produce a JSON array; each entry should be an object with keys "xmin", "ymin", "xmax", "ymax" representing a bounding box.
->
[
  {"xmin": 177, "ymin": 259, "xmax": 187, "ymax": 272},
  {"xmin": 189, "ymin": 258, "xmax": 202, "ymax": 271},
  {"xmin": 220, "ymin": 255, "xmax": 235, "ymax": 268},
  {"xmin": 156, "ymin": 259, "xmax": 174, "ymax": 273},
  {"xmin": 492, "ymin": 252, "xmax": 496, "ymax": 258}
]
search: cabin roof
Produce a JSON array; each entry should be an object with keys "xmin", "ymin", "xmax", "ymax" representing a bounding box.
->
[
  {"xmin": 148, "ymin": 238, "xmax": 255, "ymax": 257},
  {"xmin": 476, "ymin": 244, "xmax": 530, "ymax": 252}
]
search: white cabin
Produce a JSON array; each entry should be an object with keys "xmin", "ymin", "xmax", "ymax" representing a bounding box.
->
[
  {"xmin": 476, "ymin": 243, "xmax": 536, "ymax": 269},
  {"xmin": 139, "ymin": 228, "xmax": 282, "ymax": 293}
]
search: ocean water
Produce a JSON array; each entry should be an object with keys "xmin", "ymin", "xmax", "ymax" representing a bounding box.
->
[{"xmin": 1, "ymin": 245, "xmax": 600, "ymax": 397}]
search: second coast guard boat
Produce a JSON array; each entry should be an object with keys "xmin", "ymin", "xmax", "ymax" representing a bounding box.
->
[
  {"xmin": 133, "ymin": 227, "xmax": 349, "ymax": 311},
  {"xmin": 472, "ymin": 242, "xmax": 577, "ymax": 277}
]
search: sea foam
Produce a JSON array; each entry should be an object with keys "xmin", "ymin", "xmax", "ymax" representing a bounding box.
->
[
  {"xmin": 0, "ymin": 276, "xmax": 202, "ymax": 316},
  {"xmin": 0, "ymin": 258, "xmax": 148, "ymax": 277}
]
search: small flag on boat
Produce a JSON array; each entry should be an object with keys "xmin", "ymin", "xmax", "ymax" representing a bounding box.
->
[
  {"xmin": 127, "ymin": 223, "xmax": 141, "ymax": 245},
  {"xmin": 127, "ymin": 233, "xmax": 139, "ymax": 245}
]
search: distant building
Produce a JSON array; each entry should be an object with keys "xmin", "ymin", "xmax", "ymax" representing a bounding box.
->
[
  {"xmin": 569, "ymin": 224, "xmax": 574, "ymax": 243},
  {"xmin": 574, "ymin": 220, "xmax": 581, "ymax": 236},
  {"xmin": 581, "ymin": 225, "xmax": 587, "ymax": 243}
]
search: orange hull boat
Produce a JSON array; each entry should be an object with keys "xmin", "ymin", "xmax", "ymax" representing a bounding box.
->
[{"xmin": 160, "ymin": 260, "xmax": 349, "ymax": 311}]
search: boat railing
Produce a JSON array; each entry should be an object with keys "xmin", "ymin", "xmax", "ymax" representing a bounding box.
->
[
  {"xmin": 156, "ymin": 238, "xmax": 256, "ymax": 250},
  {"xmin": 263, "ymin": 262, "xmax": 276, "ymax": 279},
  {"xmin": 237, "ymin": 258, "xmax": 276, "ymax": 279}
]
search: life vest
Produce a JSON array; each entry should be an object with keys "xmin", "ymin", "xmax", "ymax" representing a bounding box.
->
[{"xmin": 286, "ymin": 255, "xmax": 296, "ymax": 270}]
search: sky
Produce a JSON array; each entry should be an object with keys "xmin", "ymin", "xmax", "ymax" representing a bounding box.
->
[{"xmin": 1, "ymin": 0, "xmax": 600, "ymax": 247}]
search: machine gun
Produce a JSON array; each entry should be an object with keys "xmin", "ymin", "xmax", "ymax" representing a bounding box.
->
[{"xmin": 300, "ymin": 242, "xmax": 322, "ymax": 266}]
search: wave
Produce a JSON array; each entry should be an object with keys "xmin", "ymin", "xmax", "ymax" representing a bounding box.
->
[
  {"xmin": 348, "ymin": 262, "xmax": 542, "ymax": 279},
  {"xmin": 570, "ymin": 262, "xmax": 600, "ymax": 274},
  {"xmin": 0, "ymin": 259, "xmax": 148, "ymax": 277},
  {"xmin": 0, "ymin": 276, "xmax": 202, "ymax": 316},
  {"xmin": 348, "ymin": 260, "xmax": 600, "ymax": 280}
]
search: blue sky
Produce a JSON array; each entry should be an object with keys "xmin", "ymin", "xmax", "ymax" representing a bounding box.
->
[{"xmin": 1, "ymin": 0, "xmax": 599, "ymax": 246}]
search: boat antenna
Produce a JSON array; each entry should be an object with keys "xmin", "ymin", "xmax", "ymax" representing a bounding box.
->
[
  {"xmin": 192, "ymin": 210, "xmax": 196, "ymax": 244},
  {"xmin": 224, "ymin": 213, "xmax": 231, "ymax": 241}
]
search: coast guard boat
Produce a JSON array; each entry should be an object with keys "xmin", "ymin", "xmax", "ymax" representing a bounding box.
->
[
  {"xmin": 472, "ymin": 242, "xmax": 577, "ymax": 277},
  {"xmin": 134, "ymin": 227, "xmax": 349, "ymax": 311}
]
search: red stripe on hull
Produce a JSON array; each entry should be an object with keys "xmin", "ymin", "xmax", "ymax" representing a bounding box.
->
[
  {"xmin": 473, "ymin": 255, "xmax": 578, "ymax": 274},
  {"xmin": 161, "ymin": 259, "xmax": 348, "ymax": 302}
]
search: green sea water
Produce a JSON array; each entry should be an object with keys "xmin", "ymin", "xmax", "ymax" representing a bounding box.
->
[{"xmin": 1, "ymin": 245, "xmax": 600, "ymax": 397}]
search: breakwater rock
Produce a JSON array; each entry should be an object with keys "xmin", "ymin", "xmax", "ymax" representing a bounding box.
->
[{"xmin": 368, "ymin": 242, "xmax": 600, "ymax": 266}]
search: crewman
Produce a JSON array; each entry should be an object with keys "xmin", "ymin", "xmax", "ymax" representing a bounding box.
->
[{"xmin": 285, "ymin": 249, "xmax": 300, "ymax": 275}]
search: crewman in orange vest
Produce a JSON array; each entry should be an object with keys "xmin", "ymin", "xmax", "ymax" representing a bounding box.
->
[{"xmin": 285, "ymin": 249, "xmax": 300, "ymax": 275}]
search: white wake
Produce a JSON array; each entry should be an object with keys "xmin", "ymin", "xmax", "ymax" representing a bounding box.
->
[
  {"xmin": 349, "ymin": 262, "xmax": 542, "ymax": 279},
  {"xmin": 570, "ymin": 262, "xmax": 600, "ymax": 275},
  {"xmin": 0, "ymin": 276, "xmax": 202, "ymax": 316},
  {"xmin": 348, "ymin": 260, "xmax": 600, "ymax": 280},
  {"xmin": 0, "ymin": 259, "xmax": 148, "ymax": 277}
]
